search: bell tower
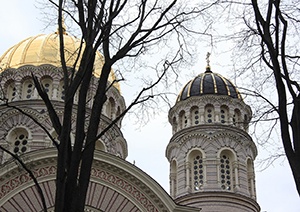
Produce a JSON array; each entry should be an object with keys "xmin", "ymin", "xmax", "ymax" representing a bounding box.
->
[{"xmin": 166, "ymin": 63, "xmax": 260, "ymax": 211}]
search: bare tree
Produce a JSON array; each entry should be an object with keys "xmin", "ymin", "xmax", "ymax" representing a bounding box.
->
[
  {"xmin": 248, "ymin": 0, "xmax": 300, "ymax": 197},
  {"xmin": 204, "ymin": 0, "xmax": 300, "ymax": 197},
  {"xmin": 0, "ymin": 0, "xmax": 215, "ymax": 211}
]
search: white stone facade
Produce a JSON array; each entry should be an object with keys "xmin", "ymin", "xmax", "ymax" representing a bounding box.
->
[{"xmin": 166, "ymin": 85, "xmax": 260, "ymax": 211}]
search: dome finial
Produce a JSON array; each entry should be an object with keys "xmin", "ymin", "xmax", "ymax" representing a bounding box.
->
[
  {"xmin": 56, "ymin": 15, "xmax": 68, "ymax": 35},
  {"xmin": 205, "ymin": 52, "xmax": 212, "ymax": 73}
]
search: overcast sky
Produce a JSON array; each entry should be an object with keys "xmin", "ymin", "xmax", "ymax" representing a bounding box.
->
[{"xmin": 0, "ymin": 1, "xmax": 300, "ymax": 212}]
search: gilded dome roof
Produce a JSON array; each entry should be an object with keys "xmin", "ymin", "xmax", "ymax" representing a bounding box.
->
[
  {"xmin": 0, "ymin": 32, "xmax": 119, "ymax": 90},
  {"xmin": 177, "ymin": 67, "xmax": 241, "ymax": 102}
]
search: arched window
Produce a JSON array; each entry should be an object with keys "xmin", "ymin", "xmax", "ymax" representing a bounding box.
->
[
  {"xmin": 179, "ymin": 111, "xmax": 187, "ymax": 129},
  {"xmin": 188, "ymin": 150, "xmax": 204, "ymax": 192},
  {"xmin": 191, "ymin": 107, "xmax": 200, "ymax": 126},
  {"xmin": 8, "ymin": 128, "xmax": 29, "ymax": 155},
  {"xmin": 219, "ymin": 150, "xmax": 234, "ymax": 191},
  {"xmin": 41, "ymin": 78, "xmax": 53, "ymax": 99},
  {"xmin": 205, "ymin": 105, "xmax": 214, "ymax": 123},
  {"xmin": 109, "ymin": 98, "xmax": 115, "ymax": 119},
  {"xmin": 233, "ymin": 109, "xmax": 241, "ymax": 127},
  {"xmin": 220, "ymin": 106, "xmax": 229, "ymax": 124},
  {"xmin": 105, "ymin": 97, "xmax": 116, "ymax": 119},
  {"xmin": 6, "ymin": 81, "xmax": 17, "ymax": 101},
  {"xmin": 22, "ymin": 79, "xmax": 35, "ymax": 99}
]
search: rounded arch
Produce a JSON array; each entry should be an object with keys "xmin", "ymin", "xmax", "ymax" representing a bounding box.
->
[
  {"xmin": 179, "ymin": 110, "xmax": 187, "ymax": 130},
  {"xmin": 204, "ymin": 104, "xmax": 214, "ymax": 123},
  {"xmin": 0, "ymin": 149, "xmax": 190, "ymax": 212},
  {"xmin": 233, "ymin": 108, "xmax": 241, "ymax": 127},
  {"xmin": 190, "ymin": 106, "xmax": 200, "ymax": 126},
  {"xmin": 218, "ymin": 148, "xmax": 237, "ymax": 191},
  {"xmin": 187, "ymin": 148, "xmax": 206, "ymax": 192},
  {"xmin": 41, "ymin": 76, "xmax": 53, "ymax": 99},
  {"xmin": 6, "ymin": 127, "xmax": 31, "ymax": 155},
  {"xmin": 220, "ymin": 105, "xmax": 229, "ymax": 124},
  {"xmin": 21, "ymin": 78, "xmax": 35, "ymax": 99},
  {"xmin": 105, "ymin": 97, "xmax": 116, "ymax": 119},
  {"xmin": 4, "ymin": 80, "xmax": 17, "ymax": 101}
]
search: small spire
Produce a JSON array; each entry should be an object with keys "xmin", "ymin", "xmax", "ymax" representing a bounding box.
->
[
  {"xmin": 205, "ymin": 52, "xmax": 212, "ymax": 73},
  {"xmin": 56, "ymin": 15, "xmax": 68, "ymax": 35}
]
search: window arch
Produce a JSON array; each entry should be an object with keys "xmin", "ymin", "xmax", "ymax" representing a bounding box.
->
[
  {"xmin": 219, "ymin": 150, "xmax": 235, "ymax": 191},
  {"xmin": 106, "ymin": 97, "xmax": 116, "ymax": 119},
  {"xmin": 179, "ymin": 110, "xmax": 187, "ymax": 129},
  {"xmin": 6, "ymin": 81, "xmax": 17, "ymax": 101},
  {"xmin": 205, "ymin": 104, "xmax": 214, "ymax": 123},
  {"xmin": 188, "ymin": 150, "xmax": 205, "ymax": 192},
  {"xmin": 220, "ymin": 105, "xmax": 229, "ymax": 124},
  {"xmin": 8, "ymin": 128, "xmax": 29, "ymax": 155},
  {"xmin": 233, "ymin": 109, "xmax": 241, "ymax": 127},
  {"xmin": 22, "ymin": 79, "xmax": 35, "ymax": 99},
  {"xmin": 41, "ymin": 78, "xmax": 53, "ymax": 99},
  {"xmin": 191, "ymin": 107, "xmax": 200, "ymax": 126}
]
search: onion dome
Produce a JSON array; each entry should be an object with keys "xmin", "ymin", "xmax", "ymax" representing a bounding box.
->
[
  {"xmin": 177, "ymin": 67, "xmax": 241, "ymax": 102},
  {"xmin": 0, "ymin": 30, "xmax": 119, "ymax": 91}
]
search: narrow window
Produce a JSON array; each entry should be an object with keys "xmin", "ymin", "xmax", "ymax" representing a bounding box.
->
[
  {"xmin": 7, "ymin": 81, "xmax": 17, "ymax": 101},
  {"xmin": 233, "ymin": 109, "xmax": 241, "ymax": 127},
  {"xmin": 191, "ymin": 107, "xmax": 200, "ymax": 125},
  {"xmin": 42, "ymin": 78, "xmax": 53, "ymax": 98},
  {"xmin": 22, "ymin": 79, "xmax": 34, "ymax": 99},
  {"xmin": 205, "ymin": 105, "xmax": 214, "ymax": 123},
  {"xmin": 220, "ymin": 106, "xmax": 228, "ymax": 124},
  {"xmin": 179, "ymin": 111, "xmax": 187, "ymax": 129},
  {"xmin": 220, "ymin": 154, "xmax": 232, "ymax": 190},
  {"xmin": 193, "ymin": 154, "xmax": 204, "ymax": 191}
]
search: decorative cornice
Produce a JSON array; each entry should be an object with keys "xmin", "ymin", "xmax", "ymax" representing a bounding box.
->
[{"xmin": 166, "ymin": 125, "xmax": 257, "ymax": 159}]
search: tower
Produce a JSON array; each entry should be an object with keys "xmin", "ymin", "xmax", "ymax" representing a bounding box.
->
[{"xmin": 166, "ymin": 65, "xmax": 260, "ymax": 211}]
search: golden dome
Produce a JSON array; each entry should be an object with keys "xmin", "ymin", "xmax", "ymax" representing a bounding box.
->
[{"xmin": 0, "ymin": 32, "xmax": 119, "ymax": 90}]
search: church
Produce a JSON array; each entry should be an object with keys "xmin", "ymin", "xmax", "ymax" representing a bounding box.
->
[{"xmin": 0, "ymin": 26, "xmax": 260, "ymax": 211}]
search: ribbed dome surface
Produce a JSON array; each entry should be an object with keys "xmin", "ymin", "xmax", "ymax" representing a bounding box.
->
[
  {"xmin": 0, "ymin": 32, "xmax": 119, "ymax": 90},
  {"xmin": 177, "ymin": 68, "xmax": 241, "ymax": 102}
]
